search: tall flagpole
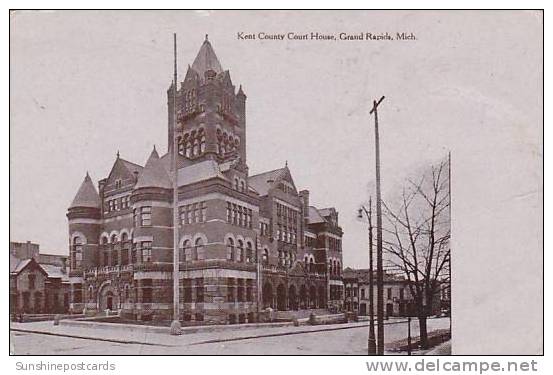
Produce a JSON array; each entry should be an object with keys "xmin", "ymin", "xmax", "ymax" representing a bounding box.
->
[{"xmin": 170, "ymin": 33, "xmax": 181, "ymax": 335}]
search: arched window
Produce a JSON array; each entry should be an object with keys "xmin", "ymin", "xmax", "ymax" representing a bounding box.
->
[
  {"xmin": 181, "ymin": 239, "xmax": 191, "ymax": 262},
  {"xmin": 185, "ymin": 141, "xmax": 192, "ymax": 158},
  {"xmin": 121, "ymin": 233, "xmax": 129, "ymax": 265},
  {"xmin": 309, "ymin": 257, "xmax": 314, "ymax": 272},
  {"xmin": 246, "ymin": 241, "xmax": 253, "ymax": 263},
  {"xmin": 226, "ymin": 238, "xmax": 235, "ymax": 261},
  {"xmin": 240, "ymin": 180, "xmax": 245, "ymax": 192},
  {"xmin": 234, "ymin": 178, "xmax": 239, "ymax": 190},
  {"xmin": 237, "ymin": 240, "xmax": 244, "ymax": 262},
  {"xmin": 110, "ymin": 234, "xmax": 118, "ymax": 267},
  {"xmin": 337, "ymin": 261, "xmax": 341, "ymax": 276},
  {"xmin": 200, "ymin": 134, "xmax": 206, "ymax": 154},
  {"xmin": 88, "ymin": 285, "xmax": 94, "ymax": 302},
  {"xmin": 193, "ymin": 138, "xmax": 199, "ymax": 156},
  {"xmin": 333, "ymin": 260, "xmax": 337, "ymax": 276},
  {"xmin": 177, "ymin": 136, "xmax": 184, "ymax": 155},
  {"xmin": 194, "ymin": 237, "xmax": 204, "ymax": 261},
  {"xmin": 263, "ymin": 249, "xmax": 269, "ymax": 265},
  {"xmin": 71, "ymin": 236, "xmax": 83, "ymax": 270}
]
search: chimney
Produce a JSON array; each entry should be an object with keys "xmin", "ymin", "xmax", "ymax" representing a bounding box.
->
[{"xmin": 299, "ymin": 190, "xmax": 310, "ymax": 217}]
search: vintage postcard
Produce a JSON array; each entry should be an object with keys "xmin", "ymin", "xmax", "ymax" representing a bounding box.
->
[{"xmin": 9, "ymin": 10, "xmax": 543, "ymax": 357}]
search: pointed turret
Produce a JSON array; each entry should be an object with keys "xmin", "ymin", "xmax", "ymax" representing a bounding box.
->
[
  {"xmin": 134, "ymin": 147, "xmax": 172, "ymax": 190},
  {"xmin": 69, "ymin": 172, "xmax": 101, "ymax": 209},
  {"xmin": 191, "ymin": 35, "xmax": 223, "ymax": 76}
]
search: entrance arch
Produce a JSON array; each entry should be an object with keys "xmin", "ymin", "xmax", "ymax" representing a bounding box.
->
[
  {"xmin": 98, "ymin": 282, "xmax": 119, "ymax": 311},
  {"xmin": 288, "ymin": 285, "xmax": 297, "ymax": 310},
  {"xmin": 276, "ymin": 284, "xmax": 286, "ymax": 311}
]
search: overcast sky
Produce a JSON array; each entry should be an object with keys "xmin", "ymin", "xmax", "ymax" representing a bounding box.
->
[{"xmin": 10, "ymin": 10, "xmax": 542, "ymax": 270}]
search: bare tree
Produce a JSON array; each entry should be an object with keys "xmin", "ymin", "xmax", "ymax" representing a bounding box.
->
[{"xmin": 382, "ymin": 157, "xmax": 450, "ymax": 349}]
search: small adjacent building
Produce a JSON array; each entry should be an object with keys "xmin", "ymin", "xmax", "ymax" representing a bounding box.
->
[{"xmin": 9, "ymin": 241, "xmax": 70, "ymax": 314}]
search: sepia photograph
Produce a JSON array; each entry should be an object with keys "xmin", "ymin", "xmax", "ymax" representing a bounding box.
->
[{"xmin": 9, "ymin": 10, "xmax": 542, "ymax": 357}]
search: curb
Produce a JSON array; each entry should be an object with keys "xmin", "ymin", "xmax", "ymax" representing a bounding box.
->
[{"xmin": 10, "ymin": 328, "xmax": 172, "ymax": 347}]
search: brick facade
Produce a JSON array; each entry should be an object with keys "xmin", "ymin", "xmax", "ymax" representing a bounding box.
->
[{"xmin": 67, "ymin": 37, "xmax": 344, "ymax": 324}]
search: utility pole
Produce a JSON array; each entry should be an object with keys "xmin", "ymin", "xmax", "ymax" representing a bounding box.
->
[
  {"xmin": 170, "ymin": 33, "xmax": 181, "ymax": 336},
  {"xmin": 370, "ymin": 95, "xmax": 385, "ymax": 355}
]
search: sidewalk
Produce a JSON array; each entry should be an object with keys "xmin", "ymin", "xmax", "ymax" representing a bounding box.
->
[
  {"xmin": 10, "ymin": 319, "xmax": 373, "ymax": 347},
  {"xmin": 425, "ymin": 340, "xmax": 452, "ymax": 355}
]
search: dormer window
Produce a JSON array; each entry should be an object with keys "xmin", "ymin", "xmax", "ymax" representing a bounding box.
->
[{"xmin": 115, "ymin": 179, "xmax": 122, "ymax": 189}]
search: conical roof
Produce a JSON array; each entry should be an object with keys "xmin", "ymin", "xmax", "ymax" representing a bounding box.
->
[
  {"xmin": 134, "ymin": 147, "xmax": 172, "ymax": 190},
  {"xmin": 69, "ymin": 173, "xmax": 101, "ymax": 209},
  {"xmin": 191, "ymin": 36, "xmax": 223, "ymax": 75}
]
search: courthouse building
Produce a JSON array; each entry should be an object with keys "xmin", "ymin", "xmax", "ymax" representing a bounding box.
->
[{"xmin": 67, "ymin": 37, "xmax": 344, "ymax": 324}]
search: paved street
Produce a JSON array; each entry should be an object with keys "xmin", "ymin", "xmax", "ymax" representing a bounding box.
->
[{"xmin": 11, "ymin": 317, "xmax": 450, "ymax": 355}]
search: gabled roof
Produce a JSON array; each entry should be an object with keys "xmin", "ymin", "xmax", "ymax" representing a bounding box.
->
[
  {"xmin": 10, "ymin": 258, "xmax": 48, "ymax": 277},
  {"xmin": 69, "ymin": 173, "xmax": 101, "ymax": 209},
  {"xmin": 177, "ymin": 159, "xmax": 227, "ymax": 186},
  {"xmin": 191, "ymin": 37, "xmax": 223, "ymax": 75},
  {"xmin": 248, "ymin": 167, "xmax": 287, "ymax": 196},
  {"xmin": 10, "ymin": 254, "xmax": 21, "ymax": 273},
  {"xmin": 40, "ymin": 264, "xmax": 69, "ymax": 282},
  {"xmin": 105, "ymin": 156, "xmax": 143, "ymax": 185},
  {"xmin": 307, "ymin": 206, "xmax": 326, "ymax": 224},
  {"xmin": 119, "ymin": 158, "xmax": 143, "ymax": 176},
  {"xmin": 134, "ymin": 148, "xmax": 172, "ymax": 190}
]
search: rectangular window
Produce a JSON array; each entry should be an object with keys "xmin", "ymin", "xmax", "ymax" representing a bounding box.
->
[
  {"xmin": 232, "ymin": 204, "xmax": 237, "ymax": 225},
  {"xmin": 361, "ymin": 289, "xmax": 365, "ymax": 299},
  {"xmin": 142, "ymin": 279, "xmax": 153, "ymax": 303},
  {"xmin": 183, "ymin": 279, "xmax": 193, "ymax": 303},
  {"xmin": 141, "ymin": 241, "xmax": 152, "ymax": 262},
  {"xmin": 227, "ymin": 278, "xmax": 235, "ymax": 302},
  {"xmin": 227, "ymin": 202, "xmax": 232, "ymax": 223},
  {"xmin": 399, "ymin": 289, "xmax": 404, "ymax": 300},
  {"xmin": 246, "ymin": 279, "xmax": 253, "ymax": 302},
  {"xmin": 195, "ymin": 278, "xmax": 204, "ymax": 303},
  {"xmin": 133, "ymin": 208, "xmax": 138, "ymax": 226},
  {"xmin": 114, "ymin": 198, "xmax": 119, "ymax": 211},
  {"xmin": 140, "ymin": 206, "xmax": 151, "ymax": 226},
  {"xmin": 28, "ymin": 274, "xmax": 36, "ymax": 290},
  {"xmin": 387, "ymin": 288, "xmax": 392, "ymax": 300},
  {"xmin": 201, "ymin": 202, "xmax": 207, "ymax": 222},
  {"xmin": 179, "ymin": 206, "xmax": 186, "ymax": 225},
  {"xmin": 109, "ymin": 200, "xmax": 115, "ymax": 212},
  {"xmin": 187, "ymin": 204, "xmax": 193, "ymax": 224},
  {"xmin": 237, "ymin": 279, "xmax": 245, "ymax": 302}
]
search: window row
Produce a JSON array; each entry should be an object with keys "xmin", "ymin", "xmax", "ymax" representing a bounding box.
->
[
  {"xmin": 259, "ymin": 222, "xmax": 270, "ymax": 237},
  {"xmin": 133, "ymin": 206, "xmax": 151, "ymax": 227},
  {"xmin": 232, "ymin": 177, "xmax": 247, "ymax": 192},
  {"xmin": 177, "ymin": 128, "xmax": 206, "ymax": 158},
  {"xmin": 304, "ymin": 236, "xmax": 316, "ymax": 248},
  {"xmin": 276, "ymin": 224, "xmax": 297, "ymax": 244},
  {"xmin": 278, "ymin": 250, "xmax": 296, "ymax": 268},
  {"xmin": 226, "ymin": 238, "xmax": 255, "ymax": 263},
  {"xmin": 227, "ymin": 278, "xmax": 254, "ymax": 303},
  {"xmin": 329, "ymin": 237, "xmax": 342, "ymax": 252},
  {"xmin": 226, "ymin": 202, "xmax": 253, "ymax": 228},
  {"xmin": 180, "ymin": 238, "xmax": 206, "ymax": 262},
  {"xmin": 105, "ymin": 195, "xmax": 131, "ymax": 213},
  {"xmin": 179, "ymin": 202, "xmax": 207, "ymax": 225}
]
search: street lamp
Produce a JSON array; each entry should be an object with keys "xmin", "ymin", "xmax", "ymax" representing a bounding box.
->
[{"xmin": 358, "ymin": 201, "xmax": 376, "ymax": 355}]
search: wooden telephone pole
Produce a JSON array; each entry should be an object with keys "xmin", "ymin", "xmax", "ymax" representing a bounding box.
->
[{"xmin": 370, "ymin": 96, "xmax": 385, "ymax": 355}]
